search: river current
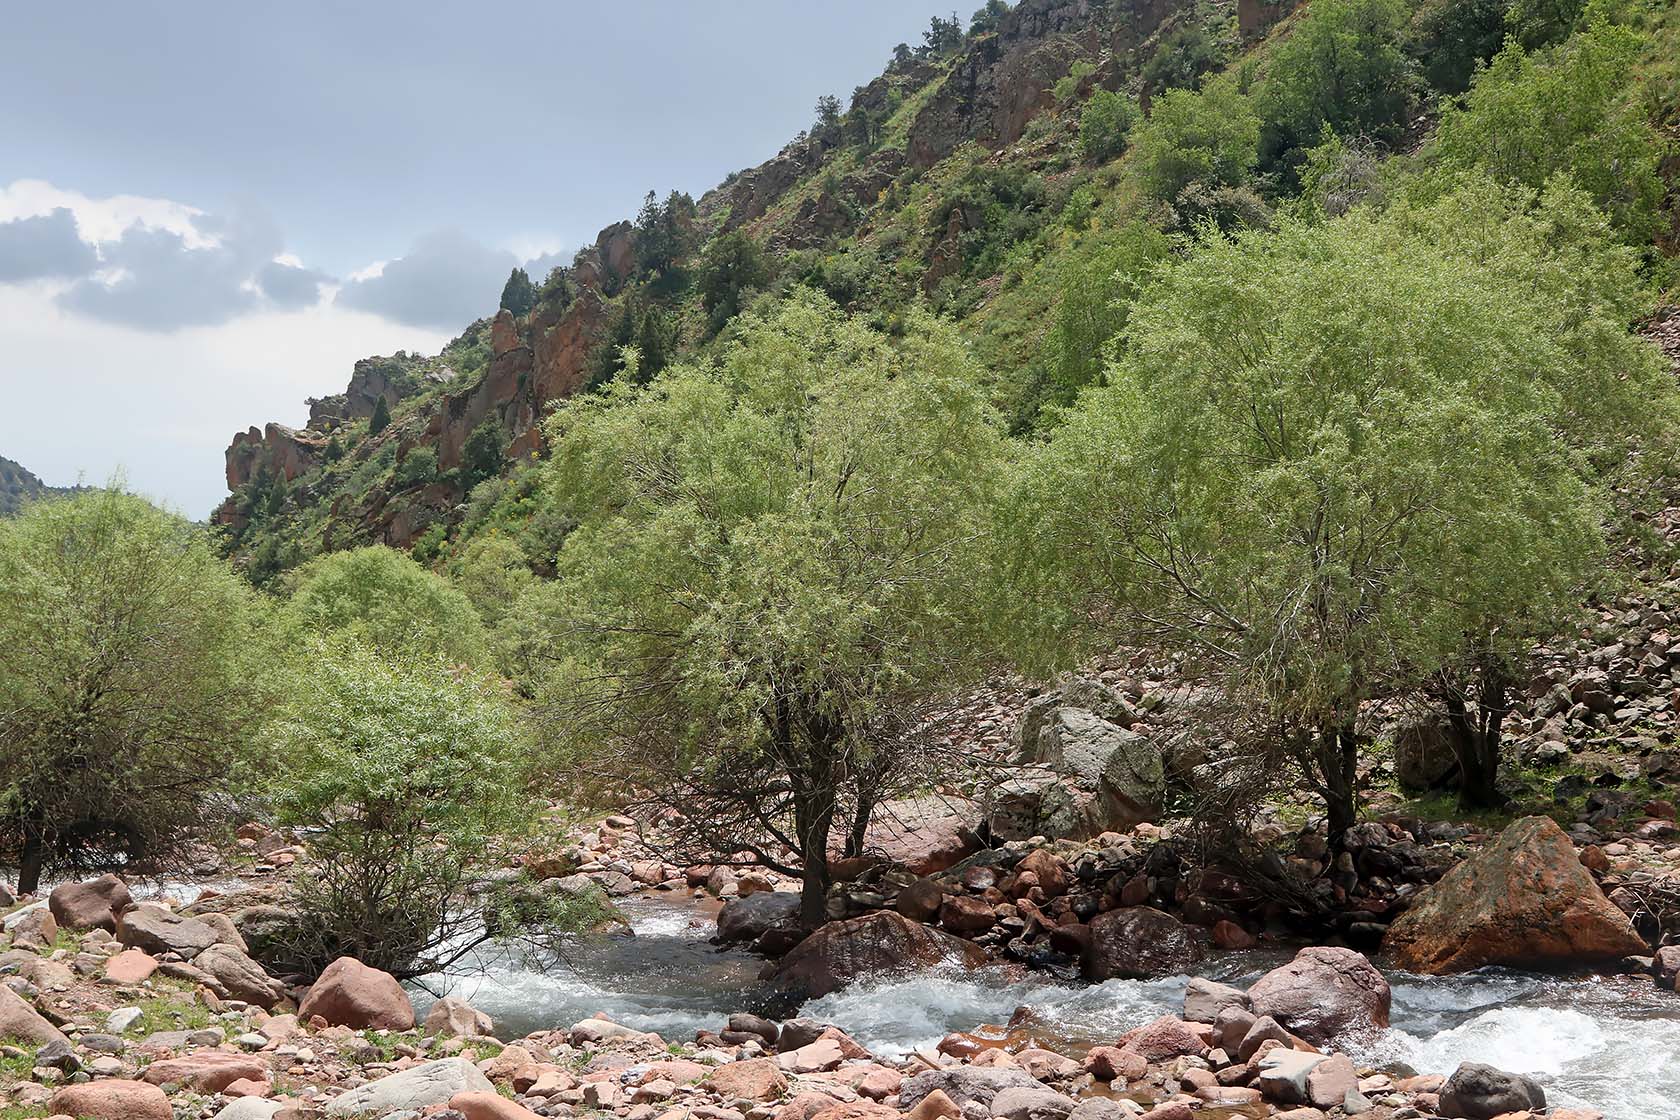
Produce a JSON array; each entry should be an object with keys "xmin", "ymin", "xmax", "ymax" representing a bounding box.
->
[{"xmin": 410, "ymin": 895, "xmax": 1680, "ymax": 1120}]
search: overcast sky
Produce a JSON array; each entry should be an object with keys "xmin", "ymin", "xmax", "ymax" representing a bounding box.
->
[{"xmin": 0, "ymin": 1, "xmax": 955, "ymax": 516}]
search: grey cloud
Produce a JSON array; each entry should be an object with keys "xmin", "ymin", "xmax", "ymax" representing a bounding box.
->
[
  {"xmin": 259, "ymin": 259, "xmax": 329, "ymax": 307},
  {"xmin": 51, "ymin": 208, "xmax": 328, "ymax": 330},
  {"xmin": 0, "ymin": 208, "xmax": 98, "ymax": 281},
  {"xmin": 335, "ymin": 230, "xmax": 516, "ymax": 330}
]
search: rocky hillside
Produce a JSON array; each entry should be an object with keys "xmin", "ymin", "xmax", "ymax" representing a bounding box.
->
[{"xmin": 0, "ymin": 455, "xmax": 78, "ymax": 517}]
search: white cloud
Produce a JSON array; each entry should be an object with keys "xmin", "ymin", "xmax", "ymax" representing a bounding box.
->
[
  {"xmin": 0, "ymin": 284, "xmax": 449, "ymax": 517},
  {"xmin": 0, "ymin": 178, "xmax": 210, "ymax": 247}
]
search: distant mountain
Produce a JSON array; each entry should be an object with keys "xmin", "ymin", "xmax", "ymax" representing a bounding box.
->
[{"xmin": 0, "ymin": 454, "xmax": 78, "ymax": 516}]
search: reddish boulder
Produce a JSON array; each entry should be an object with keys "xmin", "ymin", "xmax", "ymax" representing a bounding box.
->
[
  {"xmin": 773, "ymin": 911, "xmax": 989, "ymax": 998},
  {"xmin": 48, "ymin": 874, "xmax": 134, "ymax": 932},
  {"xmin": 451, "ymin": 1091, "xmax": 546, "ymax": 1120},
  {"xmin": 1116, "ymin": 1015, "xmax": 1206, "ymax": 1061},
  {"xmin": 897, "ymin": 877, "xmax": 947, "ymax": 923},
  {"xmin": 104, "ymin": 948, "xmax": 160, "ymax": 984},
  {"xmin": 1247, "ymin": 946, "xmax": 1389, "ymax": 1045},
  {"xmin": 51, "ymin": 1081, "xmax": 172, "ymax": 1120},
  {"xmin": 0, "ymin": 985, "xmax": 68, "ymax": 1047},
  {"xmin": 707, "ymin": 1057, "xmax": 788, "ymax": 1102},
  {"xmin": 1084, "ymin": 1046, "xmax": 1148, "ymax": 1082},
  {"xmin": 848, "ymin": 796, "xmax": 981, "ymax": 876},
  {"xmin": 1385, "ymin": 816, "xmax": 1647, "ymax": 973},
  {"xmin": 939, "ymin": 894, "xmax": 997, "ymax": 934},
  {"xmin": 1083, "ymin": 906, "xmax": 1204, "ymax": 980},
  {"xmin": 1014, "ymin": 850, "xmax": 1068, "ymax": 898},
  {"xmin": 298, "ymin": 956, "xmax": 415, "ymax": 1030},
  {"xmin": 142, "ymin": 1051, "xmax": 269, "ymax": 1092}
]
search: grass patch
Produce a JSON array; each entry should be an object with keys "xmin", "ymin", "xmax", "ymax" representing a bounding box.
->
[{"xmin": 124, "ymin": 979, "xmax": 215, "ymax": 1036}]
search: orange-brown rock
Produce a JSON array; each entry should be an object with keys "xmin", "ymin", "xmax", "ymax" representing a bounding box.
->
[
  {"xmin": 451, "ymin": 1090, "xmax": 546, "ymax": 1120},
  {"xmin": 1384, "ymin": 816, "xmax": 1648, "ymax": 973},
  {"xmin": 142, "ymin": 1051, "xmax": 269, "ymax": 1092},
  {"xmin": 298, "ymin": 956, "xmax": 414, "ymax": 1030},
  {"xmin": 51, "ymin": 1081, "xmax": 172, "ymax": 1120}
]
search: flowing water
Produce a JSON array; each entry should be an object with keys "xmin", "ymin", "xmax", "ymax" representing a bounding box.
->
[{"xmin": 412, "ymin": 894, "xmax": 1680, "ymax": 1120}]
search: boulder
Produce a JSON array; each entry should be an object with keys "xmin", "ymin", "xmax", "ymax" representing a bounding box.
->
[
  {"xmin": 707, "ymin": 1057, "xmax": 788, "ymax": 1102},
  {"xmin": 1026, "ymin": 707, "xmax": 1164, "ymax": 831},
  {"xmin": 299, "ymin": 956, "xmax": 415, "ymax": 1030},
  {"xmin": 214, "ymin": 1101, "xmax": 286, "ymax": 1120},
  {"xmin": 1247, "ymin": 946, "xmax": 1390, "ymax": 1044},
  {"xmin": 142, "ymin": 1051, "xmax": 270, "ymax": 1092},
  {"xmin": 1393, "ymin": 709, "xmax": 1459, "ymax": 791},
  {"xmin": 117, "ymin": 904, "xmax": 219, "ymax": 959},
  {"xmin": 451, "ymin": 1090, "xmax": 546, "ymax": 1120},
  {"xmin": 850, "ymin": 796, "xmax": 982, "ymax": 875},
  {"xmin": 900, "ymin": 1068, "xmax": 1044, "ymax": 1110},
  {"xmin": 1436, "ymin": 1062, "xmax": 1546, "ymax": 1119},
  {"xmin": 195, "ymin": 943, "xmax": 283, "ymax": 1008},
  {"xmin": 10, "ymin": 906, "xmax": 57, "ymax": 948},
  {"xmin": 425, "ymin": 995, "xmax": 495, "ymax": 1038},
  {"xmin": 0, "ymin": 985, "xmax": 69, "ymax": 1047},
  {"xmin": 1014, "ymin": 850, "xmax": 1068, "ymax": 898},
  {"xmin": 1385, "ymin": 816, "xmax": 1647, "ymax": 973},
  {"xmin": 897, "ymin": 877, "xmax": 947, "ymax": 923},
  {"xmin": 324, "ymin": 1057, "xmax": 494, "ymax": 1116},
  {"xmin": 1116, "ymin": 1015, "xmax": 1205, "ymax": 1061},
  {"xmin": 773, "ymin": 911, "xmax": 989, "ymax": 998},
  {"xmin": 989, "ymin": 1085, "xmax": 1078, "ymax": 1120},
  {"xmin": 51, "ymin": 1081, "xmax": 172, "ymax": 1120},
  {"xmin": 939, "ymin": 894, "xmax": 997, "ymax": 933},
  {"xmin": 1183, "ymin": 977, "xmax": 1250, "ymax": 1024},
  {"xmin": 717, "ymin": 890, "xmax": 803, "ymax": 943},
  {"xmin": 48, "ymin": 874, "xmax": 134, "ymax": 932},
  {"xmin": 104, "ymin": 948, "xmax": 160, "ymax": 984},
  {"xmin": 1256, "ymin": 1048, "xmax": 1325, "ymax": 1104},
  {"xmin": 1082, "ymin": 907, "xmax": 1204, "ymax": 980}
]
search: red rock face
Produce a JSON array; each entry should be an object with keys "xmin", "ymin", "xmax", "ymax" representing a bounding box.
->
[
  {"xmin": 1238, "ymin": 0, "xmax": 1301, "ymax": 40},
  {"xmin": 1385, "ymin": 816, "xmax": 1648, "ymax": 973},
  {"xmin": 224, "ymin": 423, "xmax": 326, "ymax": 490}
]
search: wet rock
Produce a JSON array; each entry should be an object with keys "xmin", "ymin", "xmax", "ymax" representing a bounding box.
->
[
  {"xmin": 1082, "ymin": 906, "xmax": 1203, "ymax": 980},
  {"xmin": 772, "ymin": 911, "xmax": 989, "ymax": 998},
  {"xmin": 1183, "ymin": 977, "xmax": 1249, "ymax": 1024},
  {"xmin": 48, "ymin": 874, "xmax": 133, "ymax": 932},
  {"xmin": 1385, "ymin": 816, "xmax": 1647, "ymax": 973},
  {"xmin": 299, "ymin": 956, "xmax": 415, "ymax": 1030},
  {"xmin": 1247, "ymin": 946, "xmax": 1390, "ymax": 1045},
  {"xmin": 1436, "ymin": 1062, "xmax": 1546, "ymax": 1119},
  {"xmin": 50, "ymin": 1080, "xmax": 172, "ymax": 1120},
  {"xmin": 940, "ymin": 894, "xmax": 997, "ymax": 934},
  {"xmin": 324, "ymin": 1057, "xmax": 494, "ymax": 1117},
  {"xmin": 717, "ymin": 891, "xmax": 802, "ymax": 944},
  {"xmin": 898, "ymin": 878, "xmax": 947, "ymax": 923}
]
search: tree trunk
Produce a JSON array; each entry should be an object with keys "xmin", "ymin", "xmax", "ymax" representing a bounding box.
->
[
  {"xmin": 794, "ymin": 789, "xmax": 835, "ymax": 927},
  {"xmin": 17, "ymin": 829, "xmax": 45, "ymax": 897},
  {"xmin": 1440, "ymin": 661, "xmax": 1509, "ymax": 811},
  {"xmin": 843, "ymin": 790, "xmax": 876, "ymax": 860},
  {"xmin": 1322, "ymin": 724, "xmax": 1360, "ymax": 845}
]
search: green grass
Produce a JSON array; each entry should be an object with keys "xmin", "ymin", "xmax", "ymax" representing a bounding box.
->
[{"xmin": 124, "ymin": 979, "xmax": 215, "ymax": 1037}]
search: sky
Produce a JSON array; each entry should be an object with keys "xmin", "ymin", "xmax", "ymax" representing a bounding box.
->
[{"xmin": 0, "ymin": 1, "xmax": 956, "ymax": 517}]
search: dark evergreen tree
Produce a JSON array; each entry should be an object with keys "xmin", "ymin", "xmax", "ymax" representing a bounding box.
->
[
  {"xmin": 499, "ymin": 267, "xmax": 535, "ymax": 317},
  {"xmin": 369, "ymin": 395, "xmax": 391, "ymax": 436}
]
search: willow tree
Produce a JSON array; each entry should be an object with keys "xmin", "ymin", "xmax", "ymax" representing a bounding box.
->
[
  {"xmin": 530, "ymin": 291, "xmax": 1006, "ymax": 923},
  {"xmin": 1005, "ymin": 186, "xmax": 1665, "ymax": 833},
  {"xmin": 0, "ymin": 489, "xmax": 268, "ymax": 893}
]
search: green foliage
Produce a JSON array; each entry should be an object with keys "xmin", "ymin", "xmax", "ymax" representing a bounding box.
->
[
  {"xmin": 921, "ymin": 12, "xmax": 965, "ymax": 57},
  {"xmin": 1004, "ymin": 190, "xmax": 1673, "ymax": 830},
  {"xmin": 451, "ymin": 533, "xmax": 537, "ymax": 633},
  {"xmin": 499, "ymin": 267, "xmax": 535, "ymax": 317},
  {"xmin": 270, "ymin": 639, "xmax": 532, "ymax": 977},
  {"xmin": 0, "ymin": 488, "xmax": 269, "ymax": 892},
  {"xmin": 1429, "ymin": 22, "xmax": 1667, "ymax": 241},
  {"xmin": 933, "ymin": 162, "xmax": 1049, "ymax": 279},
  {"xmin": 1077, "ymin": 90, "xmax": 1141, "ymax": 163},
  {"xmin": 531, "ymin": 291, "xmax": 1007, "ymax": 918},
  {"xmin": 1407, "ymin": 0, "xmax": 1514, "ymax": 93},
  {"xmin": 697, "ymin": 230, "xmax": 772, "ymax": 331},
  {"xmin": 1257, "ymin": 0, "xmax": 1418, "ymax": 174},
  {"xmin": 1131, "ymin": 83, "xmax": 1262, "ymax": 205},
  {"xmin": 1053, "ymin": 60, "xmax": 1097, "ymax": 103},
  {"xmin": 1041, "ymin": 222, "xmax": 1171, "ymax": 399},
  {"xmin": 462, "ymin": 418, "xmax": 508, "ymax": 490},
  {"xmin": 1507, "ymin": 0, "xmax": 1586, "ymax": 47},
  {"xmin": 282, "ymin": 544, "xmax": 488, "ymax": 665},
  {"xmin": 634, "ymin": 190, "xmax": 699, "ymax": 285},
  {"xmin": 394, "ymin": 446, "xmax": 438, "ymax": 489},
  {"xmin": 1141, "ymin": 22, "xmax": 1230, "ymax": 96},
  {"xmin": 368, "ymin": 395, "xmax": 391, "ymax": 436}
]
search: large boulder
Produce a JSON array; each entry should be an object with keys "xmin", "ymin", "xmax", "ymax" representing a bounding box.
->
[
  {"xmin": 848, "ymin": 796, "xmax": 981, "ymax": 875},
  {"xmin": 299, "ymin": 956, "xmax": 415, "ymax": 1030},
  {"xmin": 1392, "ymin": 709, "xmax": 1459, "ymax": 791},
  {"xmin": 1082, "ymin": 907, "xmax": 1204, "ymax": 981},
  {"xmin": 0, "ymin": 985, "xmax": 69, "ymax": 1047},
  {"xmin": 51, "ymin": 1081, "xmax": 172, "ymax": 1120},
  {"xmin": 1026, "ymin": 707, "xmax": 1164, "ymax": 831},
  {"xmin": 1385, "ymin": 816, "xmax": 1648, "ymax": 973},
  {"xmin": 195, "ymin": 943, "xmax": 286, "ymax": 1009},
  {"xmin": 899, "ymin": 1067, "xmax": 1043, "ymax": 1110},
  {"xmin": 772, "ymin": 911, "xmax": 989, "ymax": 998},
  {"xmin": 142, "ymin": 1051, "xmax": 270, "ymax": 1092},
  {"xmin": 324, "ymin": 1057, "xmax": 494, "ymax": 1117},
  {"xmin": 424, "ymin": 995, "xmax": 495, "ymax": 1038},
  {"xmin": 1437, "ymin": 1062, "xmax": 1546, "ymax": 1119},
  {"xmin": 1247, "ymin": 946, "xmax": 1390, "ymax": 1045},
  {"xmin": 717, "ymin": 890, "xmax": 802, "ymax": 943},
  {"xmin": 48, "ymin": 874, "xmax": 134, "ymax": 932},
  {"xmin": 117, "ymin": 904, "xmax": 219, "ymax": 959}
]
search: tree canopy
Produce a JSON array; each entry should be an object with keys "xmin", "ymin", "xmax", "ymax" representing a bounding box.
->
[{"xmin": 281, "ymin": 544, "xmax": 488, "ymax": 666}]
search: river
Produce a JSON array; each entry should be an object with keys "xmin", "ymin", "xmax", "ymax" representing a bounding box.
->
[{"xmin": 410, "ymin": 895, "xmax": 1680, "ymax": 1120}]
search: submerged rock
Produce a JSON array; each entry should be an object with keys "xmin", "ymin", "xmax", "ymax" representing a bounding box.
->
[{"xmin": 1385, "ymin": 815, "xmax": 1647, "ymax": 972}]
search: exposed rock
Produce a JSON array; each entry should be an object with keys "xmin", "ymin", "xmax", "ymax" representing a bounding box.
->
[
  {"xmin": 1183, "ymin": 977, "xmax": 1250, "ymax": 1024},
  {"xmin": 1393, "ymin": 708, "xmax": 1460, "ymax": 791},
  {"xmin": 117, "ymin": 904, "xmax": 219, "ymax": 959},
  {"xmin": 1115, "ymin": 1015, "xmax": 1206, "ymax": 1061},
  {"xmin": 0, "ymin": 984, "xmax": 69, "ymax": 1047},
  {"xmin": 851, "ymin": 796, "xmax": 982, "ymax": 875},
  {"xmin": 708, "ymin": 1057, "xmax": 788, "ymax": 1102},
  {"xmin": 425, "ymin": 995, "xmax": 495, "ymax": 1038},
  {"xmin": 142, "ymin": 1051, "xmax": 269, "ymax": 1092},
  {"xmin": 1019, "ymin": 693, "xmax": 1164, "ymax": 834},
  {"xmin": 773, "ymin": 911, "xmax": 990, "ymax": 997},
  {"xmin": 48, "ymin": 874, "xmax": 134, "ymax": 932},
  {"xmin": 1083, "ymin": 907, "xmax": 1204, "ymax": 980},
  {"xmin": 195, "ymin": 942, "xmax": 285, "ymax": 1009},
  {"xmin": 718, "ymin": 890, "xmax": 803, "ymax": 943},
  {"xmin": 1437, "ymin": 1062, "xmax": 1547, "ymax": 1119},
  {"xmin": 213, "ymin": 1101, "xmax": 285, "ymax": 1120},
  {"xmin": 989, "ymin": 1084, "xmax": 1078, "ymax": 1120},
  {"xmin": 1385, "ymin": 816, "xmax": 1648, "ymax": 973},
  {"xmin": 50, "ymin": 1080, "xmax": 172, "ymax": 1120},
  {"xmin": 1247, "ymin": 947, "xmax": 1390, "ymax": 1045},
  {"xmin": 897, "ymin": 877, "xmax": 948, "ymax": 923},
  {"xmin": 104, "ymin": 948, "xmax": 160, "ymax": 984},
  {"xmin": 299, "ymin": 956, "xmax": 415, "ymax": 1030},
  {"xmin": 900, "ymin": 1067, "xmax": 1044, "ymax": 1110},
  {"xmin": 451, "ymin": 1090, "xmax": 546, "ymax": 1120},
  {"xmin": 324, "ymin": 1057, "xmax": 494, "ymax": 1117},
  {"xmin": 1256, "ymin": 1048, "xmax": 1326, "ymax": 1104}
]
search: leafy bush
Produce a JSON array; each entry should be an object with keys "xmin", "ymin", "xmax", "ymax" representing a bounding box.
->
[
  {"xmin": 1078, "ymin": 90, "xmax": 1141, "ymax": 163},
  {"xmin": 1132, "ymin": 83, "xmax": 1261, "ymax": 205},
  {"xmin": 394, "ymin": 446, "xmax": 437, "ymax": 488},
  {"xmin": 282, "ymin": 545, "xmax": 488, "ymax": 665}
]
